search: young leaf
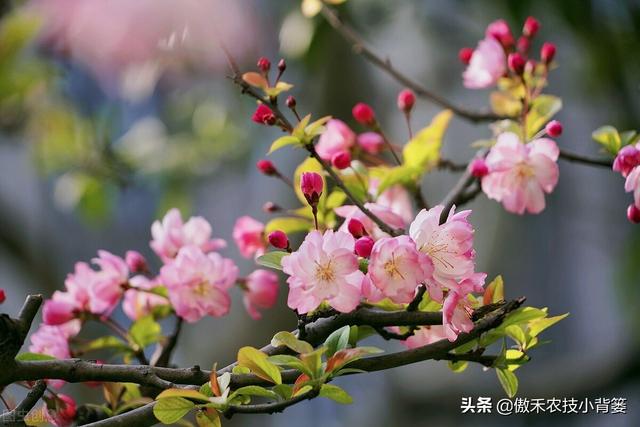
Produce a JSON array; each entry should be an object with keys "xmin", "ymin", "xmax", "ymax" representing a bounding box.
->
[
  {"xmin": 483, "ymin": 275, "xmax": 504, "ymax": 305},
  {"xmin": 265, "ymin": 217, "xmax": 312, "ymax": 235},
  {"xmin": 526, "ymin": 95, "xmax": 562, "ymax": 138},
  {"xmin": 256, "ymin": 251, "xmax": 288, "ymax": 270},
  {"xmin": 292, "ymin": 384, "xmax": 313, "ymax": 397},
  {"xmin": 237, "ymin": 346, "xmax": 282, "ymax": 384},
  {"xmin": 447, "ymin": 360, "xmax": 469, "ymax": 373},
  {"xmin": 153, "ymin": 397, "xmax": 194, "ymax": 424},
  {"xmin": 231, "ymin": 386, "xmax": 279, "ymax": 400},
  {"xmin": 527, "ymin": 313, "xmax": 569, "ymax": 338},
  {"xmin": 15, "ymin": 352, "xmax": 56, "ymax": 361},
  {"xmin": 268, "ymin": 354, "xmax": 311, "ymax": 375},
  {"xmin": 319, "ymin": 384, "xmax": 353, "ymax": 404},
  {"xmin": 271, "ymin": 331, "xmax": 314, "ymax": 354},
  {"xmin": 272, "ymin": 384, "xmax": 293, "ymax": 400},
  {"xmin": 592, "ymin": 125, "xmax": 622, "ymax": 155},
  {"xmin": 155, "ymin": 389, "xmax": 210, "ymax": 403},
  {"xmin": 242, "ymin": 72, "xmax": 268, "ymax": 89},
  {"xmin": 268, "ymin": 136, "xmax": 301, "ymax": 155},
  {"xmin": 402, "ymin": 109, "xmax": 453, "ymax": 170},
  {"xmin": 129, "ymin": 315, "xmax": 161, "ymax": 349},
  {"xmin": 496, "ymin": 368, "xmax": 519, "ymax": 398},
  {"xmin": 195, "ymin": 408, "xmax": 221, "ymax": 427},
  {"xmin": 79, "ymin": 336, "xmax": 130, "ymax": 353},
  {"xmin": 324, "ymin": 326, "xmax": 351, "ymax": 358}
]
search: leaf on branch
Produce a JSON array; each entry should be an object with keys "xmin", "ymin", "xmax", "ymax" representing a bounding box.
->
[
  {"xmin": 325, "ymin": 347, "xmax": 382, "ymax": 374},
  {"xmin": 271, "ymin": 331, "xmax": 314, "ymax": 354},
  {"xmin": 195, "ymin": 408, "xmax": 221, "ymax": 427},
  {"xmin": 129, "ymin": 314, "xmax": 162, "ymax": 349},
  {"xmin": 402, "ymin": 109, "xmax": 453, "ymax": 171},
  {"xmin": 592, "ymin": 125, "xmax": 625, "ymax": 156},
  {"xmin": 153, "ymin": 396, "xmax": 195, "ymax": 425},
  {"xmin": 447, "ymin": 360, "xmax": 468, "ymax": 373},
  {"xmin": 155, "ymin": 389, "xmax": 211, "ymax": 403},
  {"xmin": 527, "ymin": 313, "xmax": 569, "ymax": 338},
  {"xmin": 242, "ymin": 72, "xmax": 268, "ymax": 89},
  {"xmin": 265, "ymin": 81, "xmax": 294, "ymax": 97},
  {"xmin": 319, "ymin": 384, "xmax": 353, "ymax": 404},
  {"xmin": 78, "ymin": 336, "xmax": 131, "ymax": 354},
  {"xmin": 15, "ymin": 352, "xmax": 56, "ymax": 361},
  {"xmin": 265, "ymin": 217, "xmax": 312, "ymax": 235},
  {"xmin": 323, "ymin": 325, "xmax": 351, "ymax": 358},
  {"xmin": 496, "ymin": 368, "xmax": 519, "ymax": 398},
  {"xmin": 268, "ymin": 135, "xmax": 301, "ymax": 154},
  {"xmin": 230, "ymin": 386, "xmax": 279, "ymax": 400},
  {"xmin": 526, "ymin": 95, "xmax": 562, "ymax": 139},
  {"xmin": 256, "ymin": 251, "xmax": 288, "ymax": 270},
  {"xmin": 237, "ymin": 346, "xmax": 282, "ymax": 384},
  {"xmin": 483, "ymin": 275, "xmax": 504, "ymax": 305}
]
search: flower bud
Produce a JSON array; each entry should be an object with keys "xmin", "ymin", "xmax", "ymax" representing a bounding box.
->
[
  {"xmin": 262, "ymin": 201, "xmax": 281, "ymax": 213},
  {"xmin": 285, "ymin": 95, "xmax": 296, "ymax": 108},
  {"xmin": 352, "ymin": 102, "xmax": 376, "ymax": 126},
  {"xmin": 257, "ymin": 57, "xmax": 271, "ymax": 73},
  {"xmin": 252, "ymin": 104, "xmax": 276, "ymax": 126},
  {"xmin": 355, "ymin": 236, "xmax": 374, "ymax": 258},
  {"xmin": 0, "ymin": 288, "xmax": 5, "ymax": 304},
  {"xmin": 545, "ymin": 120, "xmax": 563, "ymax": 137},
  {"xmin": 517, "ymin": 36, "xmax": 530, "ymax": 54},
  {"xmin": 125, "ymin": 250, "xmax": 148, "ymax": 274},
  {"xmin": 46, "ymin": 394, "xmax": 76, "ymax": 427},
  {"xmin": 628, "ymin": 204, "xmax": 640, "ymax": 224},
  {"xmin": 541, "ymin": 42, "xmax": 556, "ymax": 64},
  {"xmin": 458, "ymin": 47, "xmax": 473, "ymax": 65},
  {"xmin": 347, "ymin": 218, "xmax": 366, "ymax": 238},
  {"xmin": 256, "ymin": 159, "xmax": 277, "ymax": 176},
  {"xmin": 469, "ymin": 158, "xmax": 489, "ymax": 178},
  {"xmin": 300, "ymin": 172, "xmax": 323, "ymax": 205},
  {"xmin": 486, "ymin": 19, "xmax": 514, "ymax": 48},
  {"xmin": 331, "ymin": 151, "xmax": 351, "ymax": 170},
  {"xmin": 277, "ymin": 58, "xmax": 286, "ymax": 73},
  {"xmin": 508, "ymin": 52, "xmax": 526, "ymax": 75},
  {"xmin": 525, "ymin": 59, "xmax": 537, "ymax": 74},
  {"xmin": 268, "ymin": 230, "xmax": 289, "ymax": 249},
  {"xmin": 43, "ymin": 299, "xmax": 76, "ymax": 325},
  {"xmin": 523, "ymin": 16, "xmax": 540, "ymax": 38},
  {"xmin": 397, "ymin": 89, "xmax": 416, "ymax": 113},
  {"xmin": 613, "ymin": 145, "xmax": 640, "ymax": 177}
]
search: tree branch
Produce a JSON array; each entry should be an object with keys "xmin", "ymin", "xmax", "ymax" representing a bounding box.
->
[
  {"xmin": 0, "ymin": 380, "xmax": 46, "ymax": 426},
  {"xmin": 319, "ymin": 6, "xmax": 505, "ymax": 123},
  {"xmin": 559, "ymin": 149, "xmax": 612, "ymax": 168}
]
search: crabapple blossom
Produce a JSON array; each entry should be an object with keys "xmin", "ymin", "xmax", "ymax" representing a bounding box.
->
[
  {"xmin": 45, "ymin": 394, "xmax": 77, "ymax": 427},
  {"xmin": 486, "ymin": 19, "xmax": 514, "ymax": 47},
  {"xmin": 122, "ymin": 275, "xmax": 167, "ymax": 321},
  {"xmin": 332, "ymin": 151, "xmax": 352, "ymax": 169},
  {"xmin": 232, "ymin": 216, "xmax": 266, "ymax": 258},
  {"xmin": 613, "ymin": 144, "xmax": 640, "ymax": 177},
  {"xmin": 443, "ymin": 289, "xmax": 475, "ymax": 341},
  {"xmin": 160, "ymin": 246, "xmax": 238, "ymax": 322},
  {"xmin": 368, "ymin": 236, "xmax": 433, "ymax": 304},
  {"xmin": 88, "ymin": 250, "xmax": 128, "ymax": 315},
  {"xmin": 481, "ymin": 132, "xmax": 559, "ymax": 214},
  {"xmin": 469, "ymin": 158, "xmax": 489, "ymax": 178},
  {"xmin": 335, "ymin": 203, "xmax": 406, "ymax": 240},
  {"xmin": 242, "ymin": 269, "xmax": 279, "ymax": 320},
  {"xmin": 316, "ymin": 119, "xmax": 356, "ymax": 161},
  {"xmin": 409, "ymin": 205, "xmax": 476, "ymax": 297},
  {"xmin": 29, "ymin": 321, "xmax": 81, "ymax": 387},
  {"xmin": 463, "ymin": 36, "xmax": 506, "ymax": 89},
  {"xmin": 252, "ymin": 104, "xmax": 276, "ymax": 125},
  {"xmin": 125, "ymin": 250, "xmax": 148, "ymax": 274},
  {"xmin": 458, "ymin": 47, "xmax": 473, "ymax": 65},
  {"xmin": 151, "ymin": 208, "xmax": 226, "ymax": 262},
  {"xmin": 300, "ymin": 172, "xmax": 324, "ymax": 205},
  {"xmin": 281, "ymin": 230, "xmax": 363, "ymax": 314},
  {"xmin": 360, "ymin": 274, "xmax": 384, "ymax": 303},
  {"xmin": 402, "ymin": 325, "xmax": 449, "ymax": 349},
  {"xmin": 372, "ymin": 181, "xmax": 415, "ymax": 225},
  {"xmin": 257, "ymin": 57, "xmax": 271, "ymax": 73},
  {"xmin": 624, "ymin": 165, "xmax": 640, "ymax": 209},
  {"xmin": 356, "ymin": 132, "xmax": 385, "ymax": 154}
]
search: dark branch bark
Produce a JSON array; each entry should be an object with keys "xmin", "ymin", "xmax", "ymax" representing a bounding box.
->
[
  {"xmin": 0, "ymin": 380, "xmax": 46, "ymax": 426},
  {"xmin": 559, "ymin": 150, "xmax": 613, "ymax": 168}
]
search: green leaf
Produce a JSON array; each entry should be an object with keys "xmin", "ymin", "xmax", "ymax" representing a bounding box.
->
[
  {"xmin": 15, "ymin": 352, "xmax": 56, "ymax": 361},
  {"xmin": 264, "ymin": 81, "xmax": 294, "ymax": 97},
  {"xmin": 483, "ymin": 275, "xmax": 504, "ymax": 305},
  {"xmin": 504, "ymin": 325, "xmax": 527, "ymax": 348},
  {"xmin": 324, "ymin": 326, "xmax": 351, "ymax": 358},
  {"xmin": 501, "ymin": 307, "xmax": 547, "ymax": 328},
  {"xmin": 272, "ymin": 384, "xmax": 293, "ymax": 400},
  {"xmin": 232, "ymin": 366, "xmax": 251, "ymax": 375},
  {"xmin": 527, "ymin": 313, "xmax": 569, "ymax": 338},
  {"xmin": 256, "ymin": 251, "xmax": 288, "ymax": 270},
  {"xmin": 195, "ymin": 408, "xmax": 221, "ymax": 427},
  {"xmin": 496, "ymin": 368, "xmax": 519, "ymax": 398},
  {"xmin": 526, "ymin": 95, "xmax": 562, "ymax": 138},
  {"xmin": 319, "ymin": 384, "xmax": 353, "ymax": 404},
  {"xmin": 448, "ymin": 360, "xmax": 469, "ymax": 373},
  {"xmin": 79, "ymin": 336, "xmax": 130, "ymax": 353},
  {"xmin": 300, "ymin": 347, "xmax": 326, "ymax": 379},
  {"xmin": 153, "ymin": 397, "xmax": 194, "ymax": 424},
  {"xmin": 237, "ymin": 346, "xmax": 282, "ymax": 384},
  {"xmin": 271, "ymin": 331, "xmax": 314, "ymax": 354},
  {"xmin": 155, "ymin": 389, "xmax": 210, "ymax": 403},
  {"xmin": 129, "ymin": 315, "xmax": 162, "ymax": 349},
  {"xmin": 265, "ymin": 217, "xmax": 311, "ymax": 235},
  {"xmin": 268, "ymin": 135, "xmax": 301, "ymax": 154},
  {"xmin": 268, "ymin": 355, "xmax": 311, "ymax": 376},
  {"xmin": 231, "ymin": 386, "xmax": 279, "ymax": 400},
  {"xmin": 374, "ymin": 165, "xmax": 419, "ymax": 196},
  {"xmin": 592, "ymin": 125, "xmax": 622, "ymax": 155},
  {"xmin": 292, "ymin": 385, "xmax": 313, "ymax": 397},
  {"xmin": 402, "ymin": 109, "xmax": 452, "ymax": 170}
]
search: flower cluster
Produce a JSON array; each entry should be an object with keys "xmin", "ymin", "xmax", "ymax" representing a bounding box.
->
[{"xmin": 613, "ymin": 143, "xmax": 640, "ymax": 223}]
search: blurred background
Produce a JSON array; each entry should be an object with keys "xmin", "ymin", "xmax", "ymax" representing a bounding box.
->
[{"xmin": 1, "ymin": 0, "xmax": 639, "ymax": 425}]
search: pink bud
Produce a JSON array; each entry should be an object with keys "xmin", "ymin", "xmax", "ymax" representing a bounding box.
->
[
  {"xmin": 0, "ymin": 288, "xmax": 5, "ymax": 304},
  {"xmin": 628, "ymin": 204, "xmax": 640, "ymax": 224},
  {"xmin": 355, "ymin": 236, "xmax": 374, "ymax": 258},
  {"xmin": 517, "ymin": 36, "xmax": 530, "ymax": 53},
  {"xmin": 256, "ymin": 159, "xmax": 277, "ymax": 176},
  {"xmin": 613, "ymin": 145, "xmax": 640, "ymax": 177},
  {"xmin": 300, "ymin": 172, "xmax": 323, "ymax": 204},
  {"xmin": 352, "ymin": 102, "xmax": 376, "ymax": 126},
  {"xmin": 252, "ymin": 104, "xmax": 276, "ymax": 125},
  {"xmin": 541, "ymin": 42, "xmax": 556, "ymax": 64},
  {"xmin": 525, "ymin": 59, "xmax": 537, "ymax": 74},
  {"xmin": 545, "ymin": 120, "xmax": 563, "ymax": 137},
  {"xmin": 285, "ymin": 95, "xmax": 296, "ymax": 108},
  {"xmin": 397, "ymin": 89, "xmax": 416, "ymax": 113},
  {"xmin": 347, "ymin": 218, "xmax": 366, "ymax": 238},
  {"xmin": 357, "ymin": 132, "xmax": 385, "ymax": 154},
  {"xmin": 268, "ymin": 230, "xmax": 289, "ymax": 249},
  {"xmin": 458, "ymin": 47, "xmax": 473, "ymax": 65},
  {"xmin": 257, "ymin": 57, "xmax": 271, "ymax": 73},
  {"xmin": 47, "ymin": 394, "xmax": 77, "ymax": 427},
  {"xmin": 486, "ymin": 19, "xmax": 514, "ymax": 47},
  {"xmin": 508, "ymin": 52, "xmax": 526, "ymax": 75},
  {"xmin": 331, "ymin": 151, "xmax": 351, "ymax": 170},
  {"xmin": 42, "ymin": 299, "xmax": 76, "ymax": 325},
  {"xmin": 277, "ymin": 58, "xmax": 286, "ymax": 73},
  {"xmin": 523, "ymin": 16, "xmax": 540, "ymax": 38},
  {"xmin": 469, "ymin": 158, "xmax": 489, "ymax": 178},
  {"xmin": 262, "ymin": 201, "xmax": 281, "ymax": 213},
  {"xmin": 125, "ymin": 250, "xmax": 148, "ymax": 273}
]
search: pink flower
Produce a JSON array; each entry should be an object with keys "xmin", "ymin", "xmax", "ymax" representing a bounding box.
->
[
  {"xmin": 300, "ymin": 172, "xmax": 324, "ymax": 205},
  {"xmin": 88, "ymin": 250, "xmax": 128, "ymax": 315},
  {"xmin": 232, "ymin": 216, "xmax": 266, "ymax": 258},
  {"xmin": 373, "ymin": 182, "xmax": 414, "ymax": 225},
  {"xmin": 42, "ymin": 294, "xmax": 77, "ymax": 325},
  {"xmin": 402, "ymin": 325, "xmax": 448, "ymax": 349},
  {"xmin": 151, "ymin": 208, "xmax": 226, "ymax": 262},
  {"xmin": 45, "ymin": 394, "xmax": 77, "ymax": 427},
  {"xmin": 335, "ymin": 203, "xmax": 406, "ymax": 240},
  {"xmin": 356, "ymin": 132, "xmax": 385, "ymax": 154},
  {"xmin": 160, "ymin": 246, "xmax": 238, "ymax": 322},
  {"xmin": 443, "ymin": 290, "xmax": 475, "ymax": 342},
  {"xmin": 624, "ymin": 166, "xmax": 640, "ymax": 209},
  {"xmin": 361, "ymin": 274, "xmax": 384, "ymax": 303},
  {"xmin": 122, "ymin": 275, "xmax": 167, "ymax": 321},
  {"xmin": 29, "ymin": 321, "xmax": 80, "ymax": 360},
  {"xmin": 481, "ymin": 133, "xmax": 559, "ymax": 214},
  {"xmin": 242, "ymin": 269, "xmax": 279, "ymax": 320},
  {"xmin": 368, "ymin": 236, "xmax": 432, "ymax": 304},
  {"xmin": 409, "ymin": 205, "xmax": 475, "ymax": 298},
  {"xmin": 252, "ymin": 104, "xmax": 276, "ymax": 125},
  {"xmin": 125, "ymin": 250, "xmax": 148, "ymax": 273},
  {"xmin": 316, "ymin": 119, "xmax": 356, "ymax": 161},
  {"xmin": 463, "ymin": 36, "xmax": 506, "ymax": 89},
  {"xmin": 282, "ymin": 230, "xmax": 363, "ymax": 314},
  {"xmin": 613, "ymin": 144, "xmax": 640, "ymax": 178}
]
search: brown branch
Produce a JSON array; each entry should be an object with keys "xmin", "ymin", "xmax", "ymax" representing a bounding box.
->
[
  {"xmin": 559, "ymin": 149, "xmax": 613, "ymax": 168},
  {"xmin": 319, "ymin": 6, "xmax": 505, "ymax": 123},
  {"xmin": 0, "ymin": 380, "xmax": 46, "ymax": 426}
]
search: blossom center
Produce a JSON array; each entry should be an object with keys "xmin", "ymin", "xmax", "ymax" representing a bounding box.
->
[
  {"xmin": 515, "ymin": 162, "xmax": 535, "ymax": 180},
  {"xmin": 384, "ymin": 255, "xmax": 405, "ymax": 280},
  {"xmin": 314, "ymin": 261, "xmax": 335, "ymax": 283},
  {"xmin": 194, "ymin": 281, "xmax": 210, "ymax": 296}
]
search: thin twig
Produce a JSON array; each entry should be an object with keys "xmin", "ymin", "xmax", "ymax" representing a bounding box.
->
[
  {"xmin": 0, "ymin": 380, "xmax": 46, "ymax": 425},
  {"xmin": 559, "ymin": 150, "xmax": 612, "ymax": 168}
]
